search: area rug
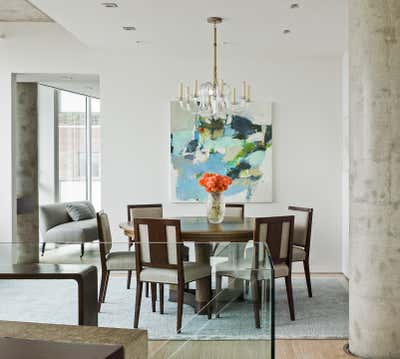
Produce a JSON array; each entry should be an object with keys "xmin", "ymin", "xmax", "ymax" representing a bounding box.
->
[{"xmin": 0, "ymin": 277, "xmax": 348, "ymax": 340}]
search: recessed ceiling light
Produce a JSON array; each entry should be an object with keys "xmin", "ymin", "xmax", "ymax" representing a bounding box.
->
[
  {"xmin": 60, "ymin": 75, "xmax": 73, "ymax": 80},
  {"xmin": 290, "ymin": 3, "xmax": 299, "ymax": 9},
  {"xmin": 102, "ymin": 2, "xmax": 118, "ymax": 8},
  {"xmin": 283, "ymin": 29, "xmax": 291, "ymax": 34},
  {"xmin": 123, "ymin": 26, "xmax": 136, "ymax": 31}
]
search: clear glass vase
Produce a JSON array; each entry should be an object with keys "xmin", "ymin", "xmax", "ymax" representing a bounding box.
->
[{"xmin": 207, "ymin": 192, "xmax": 226, "ymax": 224}]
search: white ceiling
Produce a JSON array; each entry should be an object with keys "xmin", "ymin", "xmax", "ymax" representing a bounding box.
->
[
  {"xmin": 16, "ymin": 73, "xmax": 100, "ymax": 98},
  {"xmin": 29, "ymin": 0, "xmax": 346, "ymax": 57},
  {"xmin": 0, "ymin": 0, "xmax": 51, "ymax": 22}
]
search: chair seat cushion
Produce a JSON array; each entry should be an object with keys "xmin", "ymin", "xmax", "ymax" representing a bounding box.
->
[
  {"xmin": 140, "ymin": 262, "xmax": 211, "ymax": 284},
  {"xmin": 106, "ymin": 251, "xmax": 136, "ymax": 271},
  {"xmin": 216, "ymin": 260, "xmax": 288, "ymax": 279},
  {"xmin": 292, "ymin": 245, "xmax": 306, "ymax": 261},
  {"xmin": 44, "ymin": 218, "xmax": 98, "ymax": 244}
]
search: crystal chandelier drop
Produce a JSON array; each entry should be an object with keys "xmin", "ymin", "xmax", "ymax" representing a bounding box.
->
[{"xmin": 177, "ymin": 17, "xmax": 251, "ymax": 119}]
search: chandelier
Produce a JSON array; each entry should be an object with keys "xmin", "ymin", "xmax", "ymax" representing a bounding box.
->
[{"xmin": 177, "ymin": 17, "xmax": 251, "ymax": 119}]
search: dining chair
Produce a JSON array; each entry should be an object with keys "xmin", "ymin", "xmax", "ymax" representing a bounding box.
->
[
  {"xmin": 211, "ymin": 203, "xmax": 245, "ymax": 257},
  {"xmin": 215, "ymin": 216, "xmax": 296, "ymax": 326},
  {"xmin": 288, "ymin": 205, "xmax": 314, "ymax": 297},
  {"xmin": 127, "ymin": 204, "xmax": 190, "ymax": 293},
  {"xmin": 133, "ymin": 218, "xmax": 212, "ymax": 333},
  {"xmin": 97, "ymin": 210, "xmax": 136, "ymax": 312}
]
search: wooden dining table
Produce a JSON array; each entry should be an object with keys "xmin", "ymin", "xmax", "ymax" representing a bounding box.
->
[{"xmin": 119, "ymin": 216, "xmax": 256, "ymax": 314}]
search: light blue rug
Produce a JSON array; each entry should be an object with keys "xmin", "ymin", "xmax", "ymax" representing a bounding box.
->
[{"xmin": 0, "ymin": 277, "xmax": 348, "ymax": 340}]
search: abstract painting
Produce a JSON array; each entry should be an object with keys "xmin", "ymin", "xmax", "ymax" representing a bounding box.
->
[{"xmin": 170, "ymin": 101, "xmax": 272, "ymax": 202}]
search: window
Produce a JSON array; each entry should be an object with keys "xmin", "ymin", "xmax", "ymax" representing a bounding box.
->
[{"xmin": 57, "ymin": 90, "xmax": 101, "ymax": 209}]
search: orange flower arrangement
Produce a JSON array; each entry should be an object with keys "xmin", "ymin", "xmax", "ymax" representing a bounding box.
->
[{"xmin": 198, "ymin": 172, "xmax": 232, "ymax": 193}]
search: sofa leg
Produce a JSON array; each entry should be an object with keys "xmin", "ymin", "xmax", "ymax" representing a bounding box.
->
[
  {"xmin": 80, "ymin": 243, "xmax": 85, "ymax": 258},
  {"xmin": 41, "ymin": 242, "xmax": 46, "ymax": 256}
]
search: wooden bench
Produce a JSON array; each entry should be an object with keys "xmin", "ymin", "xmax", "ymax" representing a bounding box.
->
[{"xmin": 0, "ymin": 263, "xmax": 98, "ymax": 326}]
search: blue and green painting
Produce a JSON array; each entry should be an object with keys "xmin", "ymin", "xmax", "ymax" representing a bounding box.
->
[{"xmin": 170, "ymin": 101, "xmax": 272, "ymax": 202}]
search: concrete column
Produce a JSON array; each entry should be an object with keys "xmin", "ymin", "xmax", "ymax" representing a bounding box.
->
[
  {"xmin": 13, "ymin": 83, "xmax": 39, "ymax": 264},
  {"xmin": 349, "ymin": 1, "xmax": 400, "ymax": 357}
]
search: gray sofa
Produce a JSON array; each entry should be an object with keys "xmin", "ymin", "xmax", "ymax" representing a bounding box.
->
[{"xmin": 39, "ymin": 201, "xmax": 98, "ymax": 257}]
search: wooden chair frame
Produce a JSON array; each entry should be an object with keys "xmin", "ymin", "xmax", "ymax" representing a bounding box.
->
[
  {"xmin": 133, "ymin": 218, "xmax": 211, "ymax": 333},
  {"xmin": 216, "ymin": 215, "xmax": 295, "ymax": 326},
  {"xmin": 126, "ymin": 204, "xmax": 163, "ymax": 295},
  {"xmin": 288, "ymin": 206, "xmax": 314, "ymax": 297}
]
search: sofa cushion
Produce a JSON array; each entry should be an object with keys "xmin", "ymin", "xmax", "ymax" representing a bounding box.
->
[
  {"xmin": 44, "ymin": 218, "xmax": 98, "ymax": 244},
  {"xmin": 40, "ymin": 203, "xmax": 71, "ymax": 233},
  {"xmin": 66, "ymin": 202, "xmax": 96, "ymax": 221}
]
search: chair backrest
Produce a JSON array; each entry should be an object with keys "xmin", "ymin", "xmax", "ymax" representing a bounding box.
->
[
  {"xmin": 288, "ymin": 206, "xmax": 313, "ymax": 252},
  {"xmin": 225, "ymin": 203, "xmax": 244, "ymax": 218},
  {"xmin": 97, "ymin": 211, "xmax": 113, "ymax": 270},
  {"xmin": 253, "ymin": 216, "xmax": 295, "ymax": 270},
  {"xmin": 133, "ymin": 218, "xmax": 183, "ymax": 275},
  {"xmin": 127, "ymin": 204, "xmax": 163, "ymax": 222}
]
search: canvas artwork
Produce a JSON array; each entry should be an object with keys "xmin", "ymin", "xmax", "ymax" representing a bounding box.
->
[{"xmin": 170, "ymin": 101, "xmax": 272, "ymax": 202}]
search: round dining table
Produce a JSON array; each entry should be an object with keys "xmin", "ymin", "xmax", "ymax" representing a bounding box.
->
[{"xmin": 119, "ymin": 216, "xmax": 256, "ymax": 314}]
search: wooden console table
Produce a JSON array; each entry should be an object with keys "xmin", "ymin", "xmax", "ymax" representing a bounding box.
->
[
  {"xmin": 0, "ymin": 264, "xmax": 98, "ymax": 326},
  {"xmin": 0, "ymin": 337, "xmax": 124, "ymax": 359},
  {"xmin": 0, "ymin": 321, "xmax": 148, "ymax": 359}
]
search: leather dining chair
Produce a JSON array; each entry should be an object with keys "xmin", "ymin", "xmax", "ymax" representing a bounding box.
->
[
  {"xmin": 133, "ymin": 218, "xmax": 212, "ymax": 333},
  {"xmin": 211, "ymin": 203, "xmax": 245, "ymax": 257},
  {"xmin": 126, "ymin": 204, "xmax": 190, "ymax": 297},
  {"xmin": 288, "ymin": 206, "xmax": 314, "ymax": 297},
  {"xmin": 97, "ymin": 211, "xmax": 136, "ymax": 312},
  {"xmin": 215, "ymin": 216, "xmax": 296, "ymax": 326}
]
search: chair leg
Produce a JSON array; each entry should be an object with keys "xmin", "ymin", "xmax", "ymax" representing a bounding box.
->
[
  {"xmin": 151, "ymin": 283, "xmax": 157, "ymax": 312},
  {"xmin": 265, "ymin": 279, "xmax": 270, "ymax": 302},
  {"xmin": 98, "ymin": 270, "xmax": 110, "ymax": 312},
  {"xmin": 127, "ymin": 270, "xmax": 132, "ymax": 289},
  {"xmin": 244, "ymin": 280, "xmax": 249, "ymax": 294},
  {"xmin": 80, "ymin": 243, "xmax": 85, "ymax": 258},
  {"xmin": 134, "ymin": 281, "xmax": 143, "ymax": 328},
  {"xmin": 159, "ymin": 283, "xmax": 164, "ymax": 314},
  {"xmin": 215, "ymin": 273, "xmax": 222, "ymax": 318},
  {"xmin": 207, "ymin": 275, "xmax": 212, "ymax": 319},
  {"xmin": 211, "ymin": 243, "xmax": 220, "ymax": 256},
  {"xmin": 177, "ymin": 282, "xmax": 184, "ymax": 333},
  {"xmin": 252, "ymin": 278, "xmax": 261, "ymax": 328},
  {"xmin": 145, "ymin": 282, "xmax": 149, "ymax": 297},
  {"xmin": 303, "ymin": 259, "xmax": 313, "ymax": 298},
  {"xmin": 101, "ymin": 271, "xmax": 110, "ymax": 303},
  {"xmin": 41, "ymin": 242, "xmax": 46, "ymax": 256},
  {"xmin": 285, "ymin": 276, "xmax": 295, "ymax": 321}
]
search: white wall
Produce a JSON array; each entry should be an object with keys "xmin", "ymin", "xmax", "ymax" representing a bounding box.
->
[{"xmin": 0, "ymin": 23, "xmax": 343, "ymax": 272}]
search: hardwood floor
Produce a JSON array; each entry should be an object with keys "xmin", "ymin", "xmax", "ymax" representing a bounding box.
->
[{"xmin": 148, "ymin": 339, "xmax": 349, "ymax": 358}]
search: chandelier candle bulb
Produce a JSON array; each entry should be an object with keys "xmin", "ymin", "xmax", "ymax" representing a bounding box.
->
[
  {"xmin": 220, "ymin": 80, "xmax": 224, "ymax": 96},
  {"xmin": 242, "ymin": 81, "xmax": 247, "ymax": 99},
  {"xmin": 232, "ymin": 87, "xmax": 237, "ymax": 104},
  {"xmin": 178, "ymin": 82, "xmax": 183, "ymax": 100},
  {"xmin": 194, "ymin": 80, "xmax": 198, "ymax": 97},
  {"xmin": 246, "ymin": 85, "xmax": 251, "ymax": 102},
  {"xmin": 186, "ymin": 85, "xmax": 190, "ymax": 101}
]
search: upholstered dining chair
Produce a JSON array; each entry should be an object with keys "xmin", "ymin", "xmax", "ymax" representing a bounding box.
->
[
  {"xmin": 127, "ymin": 204, "xmax": 190, "ymax": 294},
  {"xmin": 288, "ymin": 206, "xmax": 314, "ymax": 297},
  {"xmin": 133, "ymin": 218, "xmax": 212, "ymax": 333},
  {"xmin": 97, "ymin": 210, "xmax": 136, "ymax": 312},
  {"xmin": 211, "ymin": 203, "xmax": 245, "ymax": 257},
  {"xmin": 215, "ymin": 216, "xmax": 296, "ymax": 326}
]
